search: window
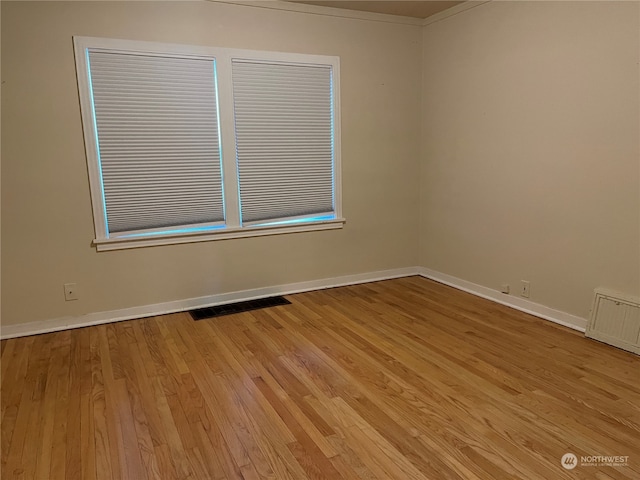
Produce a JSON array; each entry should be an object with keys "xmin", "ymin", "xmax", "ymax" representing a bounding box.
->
[{"xmin": 74, "ymin": 37, "xmax": 343, "ymax": 251}]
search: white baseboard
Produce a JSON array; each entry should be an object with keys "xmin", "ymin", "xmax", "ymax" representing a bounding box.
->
[
  {"xmin": 0, "ymin": 267, "xmax": 419, "ymax": 340},
  {"xmin": 1, "ymin": 265, "xmax": 588, "ymax": 339},
  {"xmin": 418, "ymin": 267, "xmax": 587, "ymax": 332}
]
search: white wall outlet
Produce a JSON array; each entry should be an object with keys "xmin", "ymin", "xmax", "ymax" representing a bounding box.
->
[
  {"xmin": 500, "ymin": 284, "xmax": 510, "ymax": 294},
  {"xmin": 521, "ymin": 280, "xmax": 530, "ymax": 298},
  {"xmin": 64, "ymin": 283, "xmax": 78, "ymax": 301}
]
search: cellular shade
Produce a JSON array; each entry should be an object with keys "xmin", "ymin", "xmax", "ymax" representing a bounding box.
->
[
  {"xmin": 232, "ymin": 60, "xmax": 335, "ymax": 224},
  {"xmin": 88, "ymin": 51, "xmax": 224, "ymax": 234}
]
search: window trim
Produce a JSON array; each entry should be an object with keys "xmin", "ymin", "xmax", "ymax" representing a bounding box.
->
[
  {"xmin": 73, "ymin": 36, "xmax": 343, "ymax": 251},
  {"xmin": 93, "ymin": 218, "xmax": 345, "ymax": 251}
]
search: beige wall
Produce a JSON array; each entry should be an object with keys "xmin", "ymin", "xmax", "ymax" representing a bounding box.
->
[
  {"xmin": 420, "ymin": 1, "xmax": 640, "ymax": 318},
  {"xmin": 1, "ymin": 1, "xmax": 422, "ymax": 326},
  {"xmin": 3, "ymin": 0, "xmax": 638, "ymax": 329}
]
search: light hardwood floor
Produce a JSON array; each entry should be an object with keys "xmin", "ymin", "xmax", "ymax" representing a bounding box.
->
[{"xmin": 1, "ymin": 277, "xmax": 639, "ymax": 480}]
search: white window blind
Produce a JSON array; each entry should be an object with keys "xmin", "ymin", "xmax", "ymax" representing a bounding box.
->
[
  {"xmin": 232, "ymin": 60, "xmax": 335, "ymax": 225},
  {"xmin": 88, "ymin": 51, "xmax": 224, "ymax": 234},
  {"xmin": 75, "ymin": 37, "xmax": 343, "ymax": 250}
]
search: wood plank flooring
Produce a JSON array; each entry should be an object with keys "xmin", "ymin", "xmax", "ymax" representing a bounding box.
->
[{"xmin": 2, "ymin": 276, "xmax": 639, "ymax": 479}]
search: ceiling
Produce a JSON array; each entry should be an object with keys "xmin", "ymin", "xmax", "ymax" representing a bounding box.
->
[{"xmin": 288, "ymin": 1, "xmax": 465, "ymax": 19}]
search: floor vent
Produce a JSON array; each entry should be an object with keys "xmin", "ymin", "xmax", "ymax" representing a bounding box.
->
[
  {"xmin": 586, "ymin": 288, "xmax": 640, "ymax": 355},
  {"xmin": 190, "ymin": 296, "xmax": 291, "ymax": 321}
]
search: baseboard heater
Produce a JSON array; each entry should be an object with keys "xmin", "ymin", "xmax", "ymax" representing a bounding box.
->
[{"xmin": 585, "ymin": 288, "xmax": 640, "ymax": 355}]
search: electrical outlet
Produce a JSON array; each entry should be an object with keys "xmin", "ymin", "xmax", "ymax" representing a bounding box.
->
[
  {"xmin": 521, "ymin": 280, "xmax": 530, "ymax": 298},
  {"xmin": 64, "ymin": 283, "xmax": 78, "ymax": 301},
  {"xmin": 500, "ymin": 284, "xmax": 510, "ymax": 294}
]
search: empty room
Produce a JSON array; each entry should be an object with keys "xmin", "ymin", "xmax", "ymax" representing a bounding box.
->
[{"xmin": 1, "ymin": 0, "xmax": 639, "ymax": 479}]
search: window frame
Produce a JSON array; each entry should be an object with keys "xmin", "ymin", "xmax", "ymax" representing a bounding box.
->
[{"xmin": 73, "ymin": 36, "xmax": 343, "ymax": 251}]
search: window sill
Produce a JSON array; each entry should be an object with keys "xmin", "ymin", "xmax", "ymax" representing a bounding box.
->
[{"xmin": 93, "ymin": 218, "xmax": 346, "ymax": 251}]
